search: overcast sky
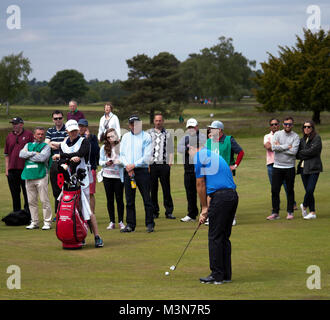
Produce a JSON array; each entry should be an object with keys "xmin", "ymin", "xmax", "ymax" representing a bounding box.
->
[{"xmin": 1, "ymin": 0, "xmax": 329, "ymax": 81}]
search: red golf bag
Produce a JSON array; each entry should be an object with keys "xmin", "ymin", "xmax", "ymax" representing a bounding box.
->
[{"xmin": 56, "ymin": 188, "xmax": 88, "ymax": 250}]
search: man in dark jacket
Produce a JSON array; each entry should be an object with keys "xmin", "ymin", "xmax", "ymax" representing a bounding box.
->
[{"xmin": 177, "ymin": 118, "xmax": 207, "ymax": 222}]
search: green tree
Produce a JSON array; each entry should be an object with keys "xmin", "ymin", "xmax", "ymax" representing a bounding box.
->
[
  {"xmin": 254, "ymin": 29, "xmax": 330, "ymax": 124},
  {"xmin": 88, "ymin": 79, "xmax": 129, "ymax": 101},
  {"xmin": 180, "ymin": 37, "xmax": 256, "ymax": 103},
  {"xmin": 49, "ymin": 69, "xmax": 88, "ymax": 103},
  {"xmin": 0, "ymin": 52, "xmax": 32, "ymax": 114},
  {"xmin": 122, "ymin": 52, "xmax": 187, "ymax": 123}
]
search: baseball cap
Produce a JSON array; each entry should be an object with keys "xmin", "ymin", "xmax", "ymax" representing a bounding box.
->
[
  {"xmin": 186, "ymin": 118, "xmax": 198, "ymax": 128},
  {"xmin": 208, "ymin": 120, "xmax": 224, "ymax": 130},
  {"xmin": 9, "ymin": 117, "xmax": 24, "ymax": 124},
  {"xmin": 78, "ymin": 119, "xmax": 88, "ymax": 127},
  {"xmin": 128, "ymin": 115, "xmax": 140, "ymax": 123},
  {"xmin": 65, "ymin": 120, "xmax": 79, "ymax": 132}
]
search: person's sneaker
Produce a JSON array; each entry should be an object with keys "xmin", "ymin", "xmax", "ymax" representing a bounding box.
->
[
  {"xmin": 118, "ymin": 221, "xmax": 126, "ymax": 230},
  {"xmin": 146, "ymin": 224, "xmax": 154, "ymax": 233},
  {"xmin": 232, "ymin": 219, "xmax": 237, "ymax": 226},
  {"xmin": 204, "ymin": 218, "xmax": 209, "ymax": 226},
  {"xmin": 42, "ymin": 224, "xmax": 51, "ymax": 230},
  {"xmin": 120, "ymin": 225, "xmax": 135, "ymax": 233},
  {"xmin": 95, "ymin": 236, "xmax": 104, "ymax": 248},
  {"xmin": 223, "ymin": 279, "xmax": 232, "ymax": 283},
  {"xmin": 106, "ymin": 222, "xmax": 115, "ymax": 230},
  {"xmin": 200, "ymin": 274, "xmax": 223, "ymax": 285},
  {"xmin": 153, "ymin": 212, "xmax": 159, "ymax": 219},
  {"xmin": 26, "ymin": 223, "xmax": 39, "ymax": 230},
  {"xmin": 266, "ymin": 214, "xmax": 280, "ymax": 220},
  {"xmin": 300, "ymin": 203, "xmax": 307, "ymax": 218},
  {"xmin": 304, "ymin": 213, "xmax": 316, "ymax": 220},
  {"xmin": 166, "ymin": 214, "xmax": 176, "ymax": 219},
  {"xmin": 180, "ymin": 215, "xmax": 196, "ymax": 222},
  {"xmin": 286, "ymin": 213, "xmax": 294, "ymax": 220}
]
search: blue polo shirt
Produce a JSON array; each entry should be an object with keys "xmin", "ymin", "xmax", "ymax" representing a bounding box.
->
[{"xmin": 194, "ymin": 147, "xmax": 236, "ymax": 195}]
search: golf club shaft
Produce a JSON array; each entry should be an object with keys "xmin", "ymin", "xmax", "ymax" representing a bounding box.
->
[{"xmin": 174, "ymin": 222, "xmax": 201, "ymax": 269}]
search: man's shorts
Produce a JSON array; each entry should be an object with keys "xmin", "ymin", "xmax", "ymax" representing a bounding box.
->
[{"xmin": 89, "ymin": 169, "xmax": 97, "ymax": 195}]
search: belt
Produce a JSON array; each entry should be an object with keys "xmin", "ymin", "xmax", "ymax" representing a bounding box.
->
[{"xmin": 210, "ymin": 189, "xmax": 236, "ymax": 197}]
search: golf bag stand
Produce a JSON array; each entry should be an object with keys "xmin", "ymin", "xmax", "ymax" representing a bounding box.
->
[{"xmin": 55, "ymin": 160, "xmax": 88, "ymax": 250}]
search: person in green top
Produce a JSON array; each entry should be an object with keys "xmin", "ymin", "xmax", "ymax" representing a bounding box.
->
[
  {"xmin": 19, "ymin": 127, "xmax": 52, "ymax": 230},
  {"xmin": 206, "ymin": 121, "xmax": 244, "ymax": 173},
  {"xmin": 206, "ymin": 120, "xmax": 245, "ymax": 226}
]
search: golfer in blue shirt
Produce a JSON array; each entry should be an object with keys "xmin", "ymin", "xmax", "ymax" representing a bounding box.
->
[{"xmin": 190, "ymin": 145, "xmax": 239, "ymax": 284}]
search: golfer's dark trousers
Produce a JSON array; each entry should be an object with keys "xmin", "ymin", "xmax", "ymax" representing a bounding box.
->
[
  {"xmin": 150, "ymin": 163, "xmax": 174, "ymax": 216},
  {"xmin": 272, "ymin": 167, "xmax": 295, "ymax": 214},
  {"xmin": 50, "ymin": 161, "xmax": 62, "ymax": 213},
  {"xmin": 124, "ymin": 168, "xmax": 155, "ymax": 229},
  {"xmin": 7, "ymin": 169, "xmax": 30, "ymax": 213},
  {"xmin": 103, "ymin": 177, "xmax": 124, "ymax": 223},
  {"xmin": 208, "ymin": 189, "xmax": 238, "ymax": 282}
]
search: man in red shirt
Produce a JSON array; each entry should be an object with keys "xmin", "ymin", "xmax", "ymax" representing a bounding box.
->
[
  {"xmin": 4, "ymin": 117, "xmax": 34, "ymax": 213},
  {"xmin": 67, "ymin": 100, "xmax": 85, "ymax": 122}
]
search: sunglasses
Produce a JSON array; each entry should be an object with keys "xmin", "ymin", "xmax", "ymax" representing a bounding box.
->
[
  {"xmin": 53, "ymin": 117, "xmax": 63, "ymax": 120},
  {"xmin": 303, "ymin": 126, "xmax": 312, "ymax": 129},
  {"xmin": 107, "ymin": 135, "xmax": 116, "ymax": 139},
  {"xmin": 270, "ymin": 123, "xmax": 279, "ymax": 126},
  {"xmin": 283, "ymin": 123, "xmax": 293, "ymax": 126}
]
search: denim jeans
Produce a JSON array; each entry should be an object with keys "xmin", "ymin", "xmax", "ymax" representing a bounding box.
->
[{"xmin": 301, "ymin": 173, "xmax": 319, "ymax": 212}]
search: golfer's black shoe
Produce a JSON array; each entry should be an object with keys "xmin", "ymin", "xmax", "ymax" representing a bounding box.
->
[
  {"xmin": 153, "ymin": 213, "xmax": 159, "ymax": 219},
  {"xmin": 146, "ymin": 224, "xmax": 154, "ymax": 233},
  {"xmin": 120, "ymin": 226, "xmax": 135, "ymax": 233},
  {"xmin": 200, "ymin": 275, "xmax": 223, "ymax": 284},
  {"xmin": 166, "ymin": 214, "xmax": 176, "ymax": 219}
]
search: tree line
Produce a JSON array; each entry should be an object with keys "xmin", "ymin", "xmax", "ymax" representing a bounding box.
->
[{"xmin": 0, "ymin": 30, "xmax": 329, "ymax": 123}]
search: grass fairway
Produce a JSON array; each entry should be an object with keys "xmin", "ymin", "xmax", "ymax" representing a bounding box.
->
[{"xmin": 0, "ymin": 104, "xmax": 329, "ymax": 300}]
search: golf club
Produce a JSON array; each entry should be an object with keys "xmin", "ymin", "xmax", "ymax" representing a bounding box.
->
[{"xmin": 170, "ymin": 222, "xmax": 201, "ymax": 272}]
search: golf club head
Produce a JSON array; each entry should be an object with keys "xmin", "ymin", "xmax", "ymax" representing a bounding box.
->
[{"xmin": 170, "ymin": 265, "xmax": 176, "ymax": 271}]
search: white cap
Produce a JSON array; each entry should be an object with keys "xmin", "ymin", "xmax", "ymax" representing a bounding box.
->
[
  {"xmin": 65, "ymin": 120, "xmax": 79, "ymax": 132},
  {"xmin": 186, "ymin": 118, "xmax": 198, "ymax": 128},
  {"xmin": 208, "ymin": 120, "xmax": 224, "ymax": 130}
]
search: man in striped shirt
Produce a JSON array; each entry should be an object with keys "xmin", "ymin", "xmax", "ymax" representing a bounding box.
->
[
  {"xmin": 45, "ymin": 110, "xmax": 68, "ymax": 214},
  {"xmin": 148, "ymin": 114, "xmax": 175, "ymax": 219}
]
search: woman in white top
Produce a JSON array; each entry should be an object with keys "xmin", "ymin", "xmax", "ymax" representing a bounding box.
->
[
  {"xmin": 99, "ymin": 128, "xmax": 125, "ymax": 230},
  {"xmin": 98, "ymin": 102, "xmax": 121, "ymax": 142}
]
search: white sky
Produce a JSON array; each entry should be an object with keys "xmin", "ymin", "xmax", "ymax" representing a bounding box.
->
[{"xmin": 1, "ymin": 0, "xmax": 329, "ymax": 81}]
